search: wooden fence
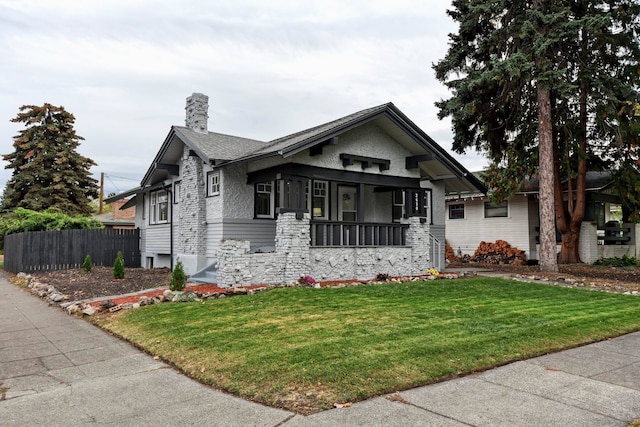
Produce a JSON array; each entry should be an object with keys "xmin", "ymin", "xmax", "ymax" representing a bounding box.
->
[{"xmin": 4, "ymin": 228, "xmax": 140, "ymax": 273}]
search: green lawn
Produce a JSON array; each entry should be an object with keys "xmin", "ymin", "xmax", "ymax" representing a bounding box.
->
[{"xmin": 96, "ymin": 278, "xmax": 640, "ymax": 414}]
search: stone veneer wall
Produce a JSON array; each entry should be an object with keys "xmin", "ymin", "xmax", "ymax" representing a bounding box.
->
[
  {"xmin": 177, "ymin": 145, "xmax": 207, "ymax": 274},
  {"xmin": 216, "ymin": 212, "xmax": 433, "ymax": 287},
  {"xmin": 404, "ymin": 217, "xmax": 431, "ymax": 275},
  {"xmin": 309, "ymin": 247, "xmax": 412, "ymax": 282}
]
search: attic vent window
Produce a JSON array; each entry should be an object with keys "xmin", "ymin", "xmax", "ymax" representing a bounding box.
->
[{"xmin": 339, "ymin": 153, "xmax": 390, "ymax": 172}]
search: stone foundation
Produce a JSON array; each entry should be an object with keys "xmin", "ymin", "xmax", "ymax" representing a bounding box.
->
[{"xmin": 216, "ymin": 213, "xmax": 433, "ymax": 287}]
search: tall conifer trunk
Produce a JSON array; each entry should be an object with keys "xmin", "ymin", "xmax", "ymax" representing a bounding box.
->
[{"xmin": 538, "ymin": 85, "xmax": 559, "ymax": 272}]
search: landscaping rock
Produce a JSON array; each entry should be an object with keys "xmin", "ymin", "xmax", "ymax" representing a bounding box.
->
[
  {"xmin": 172, "ymin": 291, "xmax": 200, "ymax": 303},
  {"xmin": 100, "ymin": 300, "xmax": 116, "ymax": 309},
  {"xmin": 49, "ymin": 293, "xmax": 64, "ymax": 303},
  {"xmin": 82, "ymin": 306, "xmax": 97, "ymax": 316},
  {"xmin": 66, "ymin": 304, "xmax": 82, "ymax": 315}
]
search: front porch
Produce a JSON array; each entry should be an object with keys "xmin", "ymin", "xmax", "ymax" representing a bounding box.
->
[
  {"xmin": 216, "ymin": 213, "xmax": 435, "ymax": 287},
  {"xmin": 579, "ymin": 222, "xmax": 640, "ymax": 264}
]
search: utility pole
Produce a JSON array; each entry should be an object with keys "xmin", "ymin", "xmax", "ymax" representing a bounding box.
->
[{"xmin": 99, "ymin": 172, "xmax": 104, "ymax": 214}]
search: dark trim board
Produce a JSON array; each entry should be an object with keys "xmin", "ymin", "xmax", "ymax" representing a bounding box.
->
[{"xmin": 247, "ymin": 163, "xmax": 421, "ymax": 188}]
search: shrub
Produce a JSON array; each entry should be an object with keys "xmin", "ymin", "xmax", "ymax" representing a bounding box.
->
[
  {"xmin": 0, "ymin": 207, "xmax": 103, "ymax": 251},
  {"xmin": 113, "ymin": 251, "xmax": 125, "ymax": 279},
  {"xmin": 169, "ymin": 260, "xmax": 186, "ymax": 292},
  {"xmin": 298, "ymin": 275, "xmax": 317, "ymax": 286},
  {"xmin": 375, "ymin": 272, "xmax": 390, "ymax": 281},
  {"xmin": 82, "ymin": 254, "xmax": 92, "ymax": 272},
  {"xmin": 594, "ymin": 255, "xmax": 640, "ymax": 267}
]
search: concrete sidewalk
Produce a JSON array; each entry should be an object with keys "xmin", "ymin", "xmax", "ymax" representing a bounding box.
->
[{"xmin": 1, "ymin": 273, "xmax": 640, "ymax": 426}]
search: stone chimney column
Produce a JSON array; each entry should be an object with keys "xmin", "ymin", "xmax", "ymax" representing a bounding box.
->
[{"xmin": 185, "ymin": 93, "xmax": 209, "ymax": 133}]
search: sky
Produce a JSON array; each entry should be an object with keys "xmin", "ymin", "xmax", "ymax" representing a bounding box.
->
[{"xmin": 0, "ymin": 0, "xmax": 488, "ymax": 198}]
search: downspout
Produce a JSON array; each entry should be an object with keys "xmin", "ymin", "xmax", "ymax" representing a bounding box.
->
[{"xmin": 168, "ymin": 187, "xmax": 174, "ymax": 270}]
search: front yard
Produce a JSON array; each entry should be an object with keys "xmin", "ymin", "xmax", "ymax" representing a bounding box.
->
[{"xmin": 95, "ymin": 277, "xmax": 640, "ymax": 414}]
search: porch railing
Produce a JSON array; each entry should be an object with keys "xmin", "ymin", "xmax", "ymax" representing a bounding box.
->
[
  {"xmin": 310, "ymin": 221, "xmax": 408, "ymax": 247},
  {"xmin": 430, "ymin": 233, "xmax": 443, "ymax": 271},
  {"xmin": 597, "ymin": 225, "xmax": 631, "ymax": 245}
]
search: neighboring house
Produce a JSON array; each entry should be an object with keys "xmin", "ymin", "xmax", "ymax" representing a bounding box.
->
[
  {"xmin": 445, "ymin": 171, "xmax": 635, "ymax": 263},
  {"xmin": 108, "ymin": 93, "xmax": 485, "ymax": 287},
  {"xmin": 93, "ymin": 199, "xmax": 136, "ymax": 229}
]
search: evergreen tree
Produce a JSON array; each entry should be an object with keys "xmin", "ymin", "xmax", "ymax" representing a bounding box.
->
[
  {"xmin": 169, "ymin": 260, "xmax": 186, "ymax": 292},
  {"xmin": 113, "ymin": 251, "xmax": 125, "ymax": 279},
  {"xmin": 434, "ymin": 0, "xmax": 640, "ymax": 270},
  {"xmin": 2, "ymin": 104, "xmax": 99, "ymax": 216}
]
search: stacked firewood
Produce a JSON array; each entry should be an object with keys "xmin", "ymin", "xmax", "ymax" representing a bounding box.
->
[
  {"xmin": 467, "ymin": 240, "xmax": 526, "ymax": 265},
  {"xmin": 445, "ymin": 242, "xmax": 460, "ymax": 262}
]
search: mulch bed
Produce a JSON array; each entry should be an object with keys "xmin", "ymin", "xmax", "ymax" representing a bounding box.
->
[
  {"xmin": 31, "ymin": 267, "xmax": 174, "ymax": 300},
  {"xmin": 27, "ymin": 263, "xmax": 640, "ymax": 304}
]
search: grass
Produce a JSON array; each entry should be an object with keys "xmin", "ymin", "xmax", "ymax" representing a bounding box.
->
[{"xmin": 96, "ymin": 277, "xmax": 640, "ymax": 414}]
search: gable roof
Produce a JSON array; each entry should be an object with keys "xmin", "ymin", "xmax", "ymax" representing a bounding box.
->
[
  {"xmin": 126, "ymin": 101, "xmax": 486, "ymax": 198},
  {"xmin": 215, "ymin": 102, "xmax": 486, "ymax": 195}
]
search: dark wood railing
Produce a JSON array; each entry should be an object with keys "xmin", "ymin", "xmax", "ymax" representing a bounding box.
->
[
  {"xmin": 310, "ymin": 221, "xmax": 408, "ymax": 247},
  {"xmin": 598, "ymin": 226, "xmax": 631, "ymax": 245}
]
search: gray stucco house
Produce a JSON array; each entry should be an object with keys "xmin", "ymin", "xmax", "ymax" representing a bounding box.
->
[{"xmin": 108, "ymin": 93, "xmax": 485, "ymax": 287}]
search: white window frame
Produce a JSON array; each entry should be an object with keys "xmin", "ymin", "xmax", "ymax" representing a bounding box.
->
[
  {"xmin": 255, "ymin": 181, "xmax": 275, "ymax": 218},
  {"xmin": 449, "ymin": 203, "xmax": 465, "ymax": 220},
  {"xmin": 423, "ymin": 191, "xmax": 432, "ymax": 224},
  {"xmin": 484, "ymin": 201, "xmax": 508, "ymax": 218},
  {"xmin": 207, "ymin": 172, "xmax": 220, "ymax": 197},
  {"xmin": 338, "ymin": 185, "xmax": 357, "ymax": 222},
  {"xmin": 312, "ymin": 180, "xmax": 329, "ymax": 219},
  {"xmin": 150, "ymin": 189, "xmax": 169, "ymax": 224}
]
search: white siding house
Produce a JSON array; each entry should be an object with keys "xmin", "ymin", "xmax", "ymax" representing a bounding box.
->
[{"xmin": 445, "ymin": 171, "xmax": 629, "ymax": 263}]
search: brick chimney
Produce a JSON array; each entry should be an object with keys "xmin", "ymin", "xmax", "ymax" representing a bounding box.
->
[{"xmin": 185, "ymin": 93, "xmax": 209, "ymax": 133}]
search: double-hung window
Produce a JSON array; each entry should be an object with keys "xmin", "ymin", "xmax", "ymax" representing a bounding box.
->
[
  {"xmin": 207, "ymin": 172, "xmax": 220, "ymax": 197},
  {"xmin": 150, "ymin": 190, "xmax": 169, "ymax": 224},
  {"xmin": 312, "ymin": 180, "xmax": 328, "ymax": 219},
  {"xmin": 255, "ymin": 182, "xmax": 275, "ymax": 218}
]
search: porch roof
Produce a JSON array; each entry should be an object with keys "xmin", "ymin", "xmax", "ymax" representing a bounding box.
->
[{"xmin": 217, "ymin": 102, "xmax": 486, "ymax": 197}]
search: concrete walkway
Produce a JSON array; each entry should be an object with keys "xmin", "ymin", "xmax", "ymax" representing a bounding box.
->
[{"xmin": 2, "ymin": 273, "xmax": 640, "ymax": 426}]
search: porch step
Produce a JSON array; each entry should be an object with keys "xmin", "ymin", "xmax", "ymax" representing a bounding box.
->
[{"xmin": 188, "ymin": 260, "xmax": 220, "ymax": 285}]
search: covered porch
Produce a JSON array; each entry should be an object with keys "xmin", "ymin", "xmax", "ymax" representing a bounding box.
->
[{"xmin": 248, "ymin": 162, "xmax": 433, "ymax": 248}]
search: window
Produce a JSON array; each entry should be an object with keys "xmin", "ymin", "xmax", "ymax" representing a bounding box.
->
[
  {"xmin": 255, "ymin": 181, "xmax": 274, "ymax": 218},
  {"xmin": 449, "ymin": 203, "xmax": 465, "ymax": 220},
  {"xmin": 338, "ymin": 186, "xmax": 357, "ymax": 222},
  {"xmin": 150, "ymin": 190, "xmax": 169, "ymax": 224},
  {"xmin": 207, "ymin": 172, "xmax": 220, "ymax": 197},
  {"xmin": 392, "ymin": 190, "xmax": 404, "ymax": 222},
  {"xmin": 173, "ymin": 181, "xmax": 181, "ymax": 204},
  {"xmin": 312, "ymin": 181, "xmax": 328, "ymax": 219},
  {"xmin": 404, "ymin": 189, "xmax": 431, "ymax": 219},
  {"xmin": 484, "ymin": 201, "xmax": 508, "ymax": 218}
]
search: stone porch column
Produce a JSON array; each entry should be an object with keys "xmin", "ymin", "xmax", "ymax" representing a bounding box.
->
[
  {"xmin": 275, "ymin": 212, "xmax": 311, "ymax": 283},
  {"xmin": 404, "ymin": 217, "xmax": 431, "ymax": 275}
]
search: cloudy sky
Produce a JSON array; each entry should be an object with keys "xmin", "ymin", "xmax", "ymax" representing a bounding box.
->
[{"xmin": 0, "ymin": 0, "xmax": 488, "ymax": 198}]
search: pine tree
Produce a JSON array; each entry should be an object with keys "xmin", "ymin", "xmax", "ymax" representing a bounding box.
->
[
  {"xmin": 169, "ymin": 260, "xmax": 186, "ymax": 292},
  {"xmin": 2, "ymin": 104, "xmax": 99, "ymax": 216},
  {"xmin": 113, "ymin": 251, "xmax": 125, "ymax": 279},
  {"xmin": 434, "ymin": 0, "xmax": 640, "ymax": 270}
]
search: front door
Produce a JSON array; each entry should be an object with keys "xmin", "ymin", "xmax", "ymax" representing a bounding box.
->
[{"xmin": 338, "ymin": 185, "xmax": 357, "ymax": 222}]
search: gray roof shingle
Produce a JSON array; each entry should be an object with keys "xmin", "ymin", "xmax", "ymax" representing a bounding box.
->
[{"xmin": 173, "ymin": 126, "xmax": 266, "ymax": 161}]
